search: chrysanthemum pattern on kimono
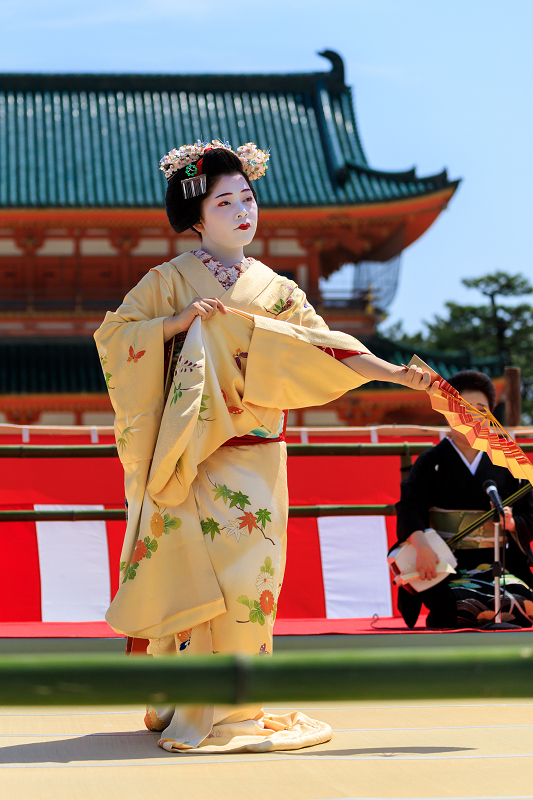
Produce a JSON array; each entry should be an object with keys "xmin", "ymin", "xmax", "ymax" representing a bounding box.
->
[
  {"xmin": 237, "ymin": 557, "xmax": 278, "ymax": 626},
  {"xmin": 119, "ymin": 504, "xmax": 181, "ymax": 583}
]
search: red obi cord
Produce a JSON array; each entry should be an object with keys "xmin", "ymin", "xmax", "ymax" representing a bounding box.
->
[{"xmin": 223, "ymin": 411, "xmax": 288, "ymax": 447}]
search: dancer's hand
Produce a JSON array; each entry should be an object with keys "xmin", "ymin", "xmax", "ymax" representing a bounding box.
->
[
  {"xmin": 394, "ymin": 364, "xmax": 432, "ymax": 391},
  {"xmin": 164, "ymin": 297, "xmax": 227, "ymax": 340},
  {"xmin": 343, "ymin": 354, "xmax": 435, "ymax": 389}
]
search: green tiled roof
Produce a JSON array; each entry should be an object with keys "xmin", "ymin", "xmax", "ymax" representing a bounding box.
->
[
  {"xmin": 0, "ymin": 51, "xmax": 459, "ymax": 209},
  {"xmin": 366, "ymin": 336, "xmax": 506, "ymax": 382},
  {"xmin": 0, "ymin": 337, "xmax": 502, "ymax": 396}
]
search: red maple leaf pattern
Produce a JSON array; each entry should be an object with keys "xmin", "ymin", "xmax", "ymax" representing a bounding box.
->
[
  {"xmin": 132, "ymin": 540, "xmax": 148, "ymax": 562},
  {"xmin": 237, "ymin": 511, "xmax": 259, "ymax": 534}
]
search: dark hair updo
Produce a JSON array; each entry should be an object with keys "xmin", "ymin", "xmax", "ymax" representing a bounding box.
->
[
  {"xmin": 447, "ymin": 370, "xmax": 496, "ymax": 412},
  {"xmin": 165, "ymin": 147, "xmax": 257, "ymax": 236}
]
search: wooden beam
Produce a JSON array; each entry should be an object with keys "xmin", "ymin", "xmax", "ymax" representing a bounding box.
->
[{"xmin": 0, "ymin": 188, "xmax": 456, "ymax": 230}]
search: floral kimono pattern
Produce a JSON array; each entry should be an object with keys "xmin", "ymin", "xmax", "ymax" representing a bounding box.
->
[{"xmin": 190, "ymin": 248, "xmax": 254, "ymax": 290}]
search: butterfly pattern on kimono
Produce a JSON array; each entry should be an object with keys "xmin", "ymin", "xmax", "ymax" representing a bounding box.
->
[
  {"xmin": 176, "ymin": 629, "xmax": 192, "ymax": 651},
  {"xmin": 127, "ymin": 345, "xmax": 146, "ymax": 363},
  {"xmin": 221, "ymin": 389, "xmax": 244, "ymax": 415},
  {"xmin": 233, "ymin": 349, "xmax": 248, "ymax": 370}
]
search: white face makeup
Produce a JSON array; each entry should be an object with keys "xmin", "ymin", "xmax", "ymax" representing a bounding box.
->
[{"xmin": 194, "ymin": 173, "xmax": 258, "ymax": 249}]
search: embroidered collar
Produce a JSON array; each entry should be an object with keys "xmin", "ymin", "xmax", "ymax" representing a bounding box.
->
[{"xmin": 190, "ymin": 249, "xmax": 254, "ymax": 291}]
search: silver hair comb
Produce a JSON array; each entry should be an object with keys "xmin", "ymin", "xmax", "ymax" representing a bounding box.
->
[{"xmin": 181, "ymin": 163, "xmax": 207, "ymax": 199}]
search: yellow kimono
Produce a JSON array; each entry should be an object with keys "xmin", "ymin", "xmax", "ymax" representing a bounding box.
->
[{"xmin": 95, "ymin": 252, "xmax": 370, "ymax": 753}]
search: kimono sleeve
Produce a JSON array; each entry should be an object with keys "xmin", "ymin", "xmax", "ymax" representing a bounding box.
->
[
  {"xmin": 93, "ymin": 267, "xmax": 176, "ymax": 465},
  {"xmin": 241, "ymin": 313, "xmax": 372, "ymax": 425},
  {"xmin": 264, "ymin": 283, "xmax": 367, "ymax": 358},
  {"xmin": 395, "ymin": 450, "xmax": 435, "ymax": 541}
]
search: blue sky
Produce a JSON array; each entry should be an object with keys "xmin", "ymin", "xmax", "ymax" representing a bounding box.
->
[{"xmin": 1, "ymin": 0, "xmax": 532, "ymax": 334}]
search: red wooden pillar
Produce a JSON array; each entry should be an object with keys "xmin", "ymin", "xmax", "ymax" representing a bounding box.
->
[
  {"xmin": 504, "ymin": 366, "xmax": 521, "ymax": 426},
  {"xmin": 112, "ymin": 230, "xmax": 139, "ymax": 294},
  {"xmin": 16, "ymin": 231, "xmax": 44, "ymax": 313}
]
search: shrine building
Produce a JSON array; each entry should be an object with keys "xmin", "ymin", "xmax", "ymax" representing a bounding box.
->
[{"xmin": 0, "ymin": 51, "xmax": 467, "ymax": 426}]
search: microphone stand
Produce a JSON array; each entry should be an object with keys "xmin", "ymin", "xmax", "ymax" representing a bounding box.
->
[
  {"xmin": 494, "ymin": 511, "xmax": 501, "ymax": 624},
  {"xmin": 482, "ymin": 506, "xmax": 520, "ymax": 630}
]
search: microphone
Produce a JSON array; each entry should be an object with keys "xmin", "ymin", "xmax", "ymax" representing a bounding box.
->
[{"xmin": 483, "ymin": 480, "xmax": 505, "ymax": 517}]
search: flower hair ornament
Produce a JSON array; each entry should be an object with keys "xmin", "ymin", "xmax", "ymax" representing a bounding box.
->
[{"xmin": 159, "ymin": 139, "xmax": 270, "ymax": 199}]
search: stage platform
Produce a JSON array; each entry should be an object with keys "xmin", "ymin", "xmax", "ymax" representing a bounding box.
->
[
  {"xmin": 2, "ymin": 697, "xmax": 533, "ymax": 800},
  {"xmin": 2, "ymin": 631, "xmax": 533, "ymax": 798}
]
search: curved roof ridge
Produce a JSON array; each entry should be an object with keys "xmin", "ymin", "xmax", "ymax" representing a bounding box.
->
[
  {"xmin": 0, "ymin": 50, "xmax": 345, "ymax": 89},
  {"xmin": 0, "ymin": 51, "xmax": 460, "ymax": 209},
  {"xmin": 337, "ymin": 163, "xmax": 461, "ymax": 189}
]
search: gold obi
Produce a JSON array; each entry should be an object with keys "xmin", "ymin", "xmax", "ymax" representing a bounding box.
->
[{"xmin": 429, "ymin": 507, "xmax": 504, "ymax": 550}]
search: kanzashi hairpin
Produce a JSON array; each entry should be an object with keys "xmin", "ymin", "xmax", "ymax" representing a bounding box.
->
[
  {"xmin": 181, "ymin": 159, "xmax": 206, "ymax": 199},
  {"xmin": 159, "ymin": 138, "xmax": 270, "ymax": 199}
]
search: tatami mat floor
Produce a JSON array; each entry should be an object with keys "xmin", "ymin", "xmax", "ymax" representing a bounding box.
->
[{"xmin": 1, "ymin": 699, "xmax": 533, "ymax": 799}]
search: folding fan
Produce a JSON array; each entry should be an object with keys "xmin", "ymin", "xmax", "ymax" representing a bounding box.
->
[{"xmin": 408, "ymin": 355, "xmax": 533, "ymax": 483}]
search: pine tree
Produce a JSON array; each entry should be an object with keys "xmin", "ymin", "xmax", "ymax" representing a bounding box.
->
[{"xmin": 381, "ymin": 272, "xmax": 533, "ymax": 421}]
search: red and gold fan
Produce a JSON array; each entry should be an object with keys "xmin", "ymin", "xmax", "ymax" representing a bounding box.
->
[{"xmin": 408, "ymin": 355, "xmax": 533, "ymax": 483}]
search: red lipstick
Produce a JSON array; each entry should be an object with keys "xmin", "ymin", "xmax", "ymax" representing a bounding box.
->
[{"xmin": 237, "ymin": 223, "xmax": 250, "ymax": 230}]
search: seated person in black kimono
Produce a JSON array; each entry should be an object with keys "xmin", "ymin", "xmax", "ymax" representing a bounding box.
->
[{"xmin": 396, "ymin": 370, "xmax": 533, "ymax": 629}]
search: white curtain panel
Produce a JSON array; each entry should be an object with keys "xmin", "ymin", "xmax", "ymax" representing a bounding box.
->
[
  {"xmin": 318, "ymin": 515, "xmax": 392, "ymax": 619},
  {"xmin": 34, "ymin": 505, "xmax": 111, "ymax": 622}
]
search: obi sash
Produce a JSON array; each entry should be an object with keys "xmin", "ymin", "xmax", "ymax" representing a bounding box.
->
[{"xmin": 429, "ymin": 507, "xmax": 504, "ymax": 549}]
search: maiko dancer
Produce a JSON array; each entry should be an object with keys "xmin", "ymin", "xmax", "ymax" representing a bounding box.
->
[{"xmin": 94, "ymin": 140, "xmax": 433, "ymax": 753}]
